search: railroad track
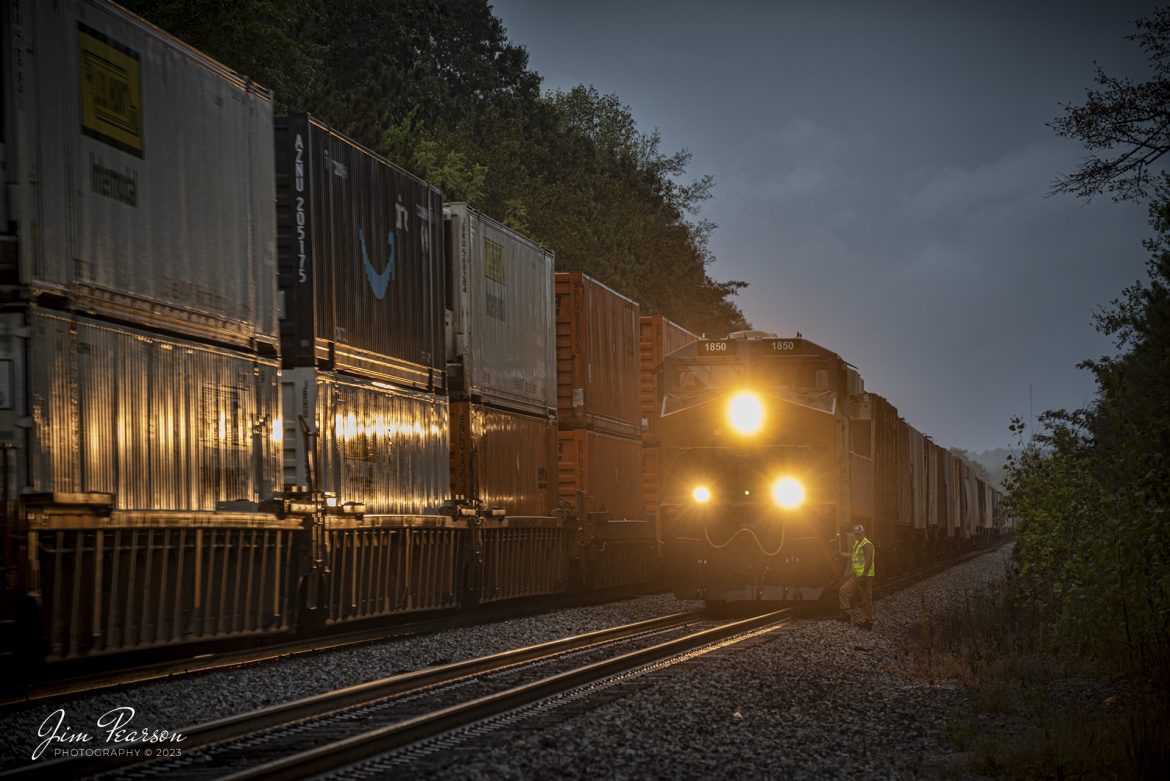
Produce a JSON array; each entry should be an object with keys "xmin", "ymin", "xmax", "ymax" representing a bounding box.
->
[
  {"xmin": 5, "ymin": 608, "xmax": 741, "ymax": 781},
  {"xmin": 3, "ymin": 543, "xmax": 1008, "ymax": 780},
  {"xmin": 0, "ymin": 587, "xmax": 656, "ymax": 708}
]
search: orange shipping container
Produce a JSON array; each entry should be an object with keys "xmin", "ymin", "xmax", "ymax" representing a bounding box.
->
[
  {"xmin": 450, "ymin": 401, "xmax": 557, "ymax": 517},
  {"xmin": 639, "ymin": 314, "xmax": 698, "ymax": 446},
  {"xmin": 555, "ymin": 273, "xmax": 641, "ymax": 438},
  {"xmin": 557, "ymin": 429, "xmax": 645, "ymax": 521}
]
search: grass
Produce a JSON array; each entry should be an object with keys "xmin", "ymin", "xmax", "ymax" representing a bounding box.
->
[{"xmin": 908, "ymin": 579, "xmax": 1170, "ymax": 780}]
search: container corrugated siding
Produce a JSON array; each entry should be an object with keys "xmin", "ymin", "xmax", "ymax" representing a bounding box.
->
[
  {"xmin": 641, "ymin": 446, "xmax": 662, "ymax": 530},
  {"xmin": 281, "ymin": 368, "xmax": 449, "ymax": 515},
  {"xmin": 446, "ymin": 204, "xmax": 555, "ymax": 415},
  {"xmin": 275, "ymin": 115, "xmax": 445, "ymax": 391},
  {"xmin": 961, "ymin": 462, "xmax": 979, "ymax": 537},
  {"xmin": 555, "ymin": 273, "xmax": 641, "ymax": 437},
  {"xmin": 450, "ymin": 401, "xmax": 556, "ymax": 517},
  {"xmin": 925, "ymin": 442, "xmax": 939, "ymax": 529},
  {"xmin": 638, "ymin": 315, "xmax": 698, "ymax": 445},
  {"xmin": 870, "ymin": 394, "xmax": 899, "ymax": 539},
  {"xmin": 638, "ymin": 315, "xmax": 697, "ymax": 528},
  {"xmin": 908, "ymin": 426, "xmax": 926, "ymax": 530},
  {"xmin": 557, "ymin": 429, "xmax": 644, "ymax": 520},
  {"xmin": 5, "ymin": 0, "xmax": 277, "ymax": 348},
  {"xmin": 2, "ymin": 309, "xmax": 281, "ymax": 510}
]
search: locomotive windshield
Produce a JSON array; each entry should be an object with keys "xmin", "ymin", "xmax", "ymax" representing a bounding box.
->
[
  {"xmin": 662, "ymin": 362, "xmax": 745, "ymax": 414},
  {"xmin": 753, "ymin": 357, "xmax": 837, "ymax": 413},
  {"xmin": 662, "ymin": 355, "xmax": 838, "ymax": 416}
]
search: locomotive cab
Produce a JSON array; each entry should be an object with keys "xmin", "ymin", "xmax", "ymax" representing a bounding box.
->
[{"xmin": 658, "ymin": 332, "xmax": 854, "ymax": 605}]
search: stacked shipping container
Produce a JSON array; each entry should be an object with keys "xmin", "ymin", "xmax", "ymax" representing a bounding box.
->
[
  {"xmin": 0, "ymin": 0, "xmax": 293, "ymax": 657},
  {"xmin": 638, "ymin": 315, "xmax": 698, "ymax": 540},
  {"xmin": 1, "ymin": 0, "xmax": 283, "ymax": 511},
  {"xmin": 443, "ymin": 204, "xmax": 567, "ymax": 600},
  {"xmin": 444, "ymin": 204, "xmax": 557, "ymax": 517},
  {"xmin": 554, "ymin": 273, "xmax": 654, "ymax": 588},
  {"xmin": 554, "ymin": 273, "xmax": 643, "ymax": 517},
  {"xmin": 274, "ymin": 115, "xmax": 449, "ymax": 517}
]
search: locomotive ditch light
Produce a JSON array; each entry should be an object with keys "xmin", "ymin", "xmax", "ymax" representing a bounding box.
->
[
  {"xmin": 692, "ymin": 485, "xmax": 712, "ymax": 503},
  {"xmin": 727, "ymin": 391, "xmax": 765, "ymax": 435},
  {"xmin": 771, "ymin": 477, "xmax": 805, "ymax": 509}
]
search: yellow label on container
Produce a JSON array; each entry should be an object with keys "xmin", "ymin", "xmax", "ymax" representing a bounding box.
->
[
  {"xmin": 79, "ymin": 25, "xmax": 143, "ymax": 157},
  {"xmin": 483, "ymin": 238, "xmax": 506, "ymax": 283}
]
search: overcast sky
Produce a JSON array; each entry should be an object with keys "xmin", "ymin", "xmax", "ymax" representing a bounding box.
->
[{"xmin": 490, "ymin": 0, "xmax": 1160, "ymax": 454}]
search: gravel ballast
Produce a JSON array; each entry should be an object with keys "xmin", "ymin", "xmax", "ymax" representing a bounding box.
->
[
  {"xmin": 0, "ymin": 594, "xmax": 696, "ymax": 771},
  {"xmin": 0, "ymin": 546, "xmax": 1015, "ymax": 778},
  {"xmin": 382, "ymin": 546, "xmax": 1017, "ymax": 781}
]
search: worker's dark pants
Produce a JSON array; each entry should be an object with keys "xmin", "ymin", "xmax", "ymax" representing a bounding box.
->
[{"xmin": 838, "ymin": 576, "xmax": 873, "ymax": 622}]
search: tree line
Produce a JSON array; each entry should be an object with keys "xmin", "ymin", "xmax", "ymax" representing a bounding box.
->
[
  {"xmin": 124, "ymin": 0, "xmax": 748, "ymax": 338},
  {"xmin": 1007, "ymin": 7, "xmax": 1170, "ymax": 694}
]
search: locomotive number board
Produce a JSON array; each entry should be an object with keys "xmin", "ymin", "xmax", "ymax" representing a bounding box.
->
[
  {"xmin": 697, "ymin": 339, "xmax": 739, "ymax": 355},
  {"xmin": 697, "ymin": 339, "xmax": 810, "ymax": 355}
]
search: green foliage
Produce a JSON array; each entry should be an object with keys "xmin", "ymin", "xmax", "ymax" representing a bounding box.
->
[
  {"xmin": 1005, "ymin": 193, "xmax": 1170, "ymax": 675},
  {"xmin": 120, "ymin": 0, "xmax": 324, "ymax": 105},
  {"xmin": 1007, "ymin": 6, "xmax": 1170, "ymax": 687},
  {"xmin": 123, "ymin": 0, "xmax": 748, "ymax": 336}
]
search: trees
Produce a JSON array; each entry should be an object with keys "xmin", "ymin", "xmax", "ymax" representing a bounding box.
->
[
  {"xmin": 122, "ymin": 1, "xmax": 747, "ymax": 337},
  {"xmin": 1008, "ymin": 7, "xmax": 1170, "ymax": 679},
  {"xmin": 1050, "ymin": 8, "xmax": 1170, "ymax": 201}
]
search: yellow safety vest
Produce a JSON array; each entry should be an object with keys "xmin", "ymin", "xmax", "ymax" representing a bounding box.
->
[{"xmin": 852, "ymin": 537, "xmax": 875, "ymax": 577}]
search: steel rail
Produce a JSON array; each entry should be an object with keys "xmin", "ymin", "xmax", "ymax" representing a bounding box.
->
[
  {"xmin": 0, "ymin": 609, "xmax": 706, "ymax": 781},
  {"xmin": 0, "ymin": 586, "xmax": 656, "ymax": 708},
  {"xmin": 222, "ymin": 607, "xmax": 797, "ymax": 781}
]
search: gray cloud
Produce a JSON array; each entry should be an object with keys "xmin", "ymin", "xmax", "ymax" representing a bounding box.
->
[{"xmin": 492, "ymin": 0, "xmax": 1159, "ymax": 451}]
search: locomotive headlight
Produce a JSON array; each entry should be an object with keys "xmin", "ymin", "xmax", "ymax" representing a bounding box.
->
[
  {"xmin": 771, "ymin": 477, "xmax": 805, "ymax": 509},
  {"xmin": 728, "ymin": 392, "xmax": 765, "ymax": 435},
  {"xmin": 692, "ymin": 485, "xmax": 712, "ymax": 503}
]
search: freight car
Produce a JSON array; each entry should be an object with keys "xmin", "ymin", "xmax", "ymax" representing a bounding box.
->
[
  {"xmin": 0, "ymin": 0, "xmax": 666, "ymax": 677},
  {"xmin": 658, "ymin": 331, "xmax": 1011, "ymax": 607}
]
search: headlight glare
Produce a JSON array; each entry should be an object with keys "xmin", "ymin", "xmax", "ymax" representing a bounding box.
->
[
  {"xmin": 728, "ymin": 392, "xmax": 765, "ymax": 435},
  {"xmin": 692, "ymin": 485, "xmax": 711, "ymax": 503},
  {"xmin": 772, "ymin": 477, "xmax": 805, "ymax": 509}
]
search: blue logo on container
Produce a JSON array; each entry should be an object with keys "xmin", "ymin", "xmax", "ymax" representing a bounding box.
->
[{"xmin": 359, "ymin": 228, "xmax": 395, "ymax": 300}]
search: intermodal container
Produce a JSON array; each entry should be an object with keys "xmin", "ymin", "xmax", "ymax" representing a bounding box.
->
[
  {"xmin": 281, "ymin": 367, "xmax": 449, "ymax": 515},
  {"xmin": 449, "ymin": 401, "xmax": 556, "ymax": 517},
  {"xmin": 445, "ymin": 204, "xmax": 555, "ymax": 416},
  {"xmin": 557, "ymin": 429, "xmax": 644, "ymax": 521},
  {"xmin": 0, "ymin": 308, "xmax": 282, "ymax": 510},
  {"xmin": 275, "ymin": 115, "xmax": 445, "ymax": 391},
  {"xmin": 638, "ymin": 314, "xmax": 698, "ymax": 445},
  {"xmin": 554, "ymin": 273, "xmax": 640, "ymax": 438},
  {"xmin": 1, "ymin": 0, "xmax": 278, "ymax": 350}
]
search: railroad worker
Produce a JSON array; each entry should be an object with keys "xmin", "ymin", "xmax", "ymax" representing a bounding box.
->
[{"xmin": 838, "ymin": 524, "xmax": 875, "ymax": 629}]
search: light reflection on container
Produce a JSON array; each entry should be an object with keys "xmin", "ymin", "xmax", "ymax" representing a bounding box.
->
[
  {"xmin": 3, "ymin": 309, "xmax": 281, "ymax": 510},
  {"xmin": 283, "ymin": 368, "xmax": 450, "ymax": 515}
]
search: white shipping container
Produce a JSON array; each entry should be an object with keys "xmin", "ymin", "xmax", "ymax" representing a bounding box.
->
[
  {"xmin": 0, "ymin": 309, "xmax": 282, "ymax": 510},
  {"xmin": 1, "ymin": 0, "xmax": 277, "ymax": 348},
  {"xmin": 445, "ymin": 203, "xmax": 555, "ymax": 415},
  {"xmin": 282, "ymin": 368, "xmax": 450, "ymax": 515}
]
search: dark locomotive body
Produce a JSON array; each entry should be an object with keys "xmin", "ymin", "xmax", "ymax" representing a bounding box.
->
[
  {"xmin": 660, "ymin": 333, "xmax": 859, "ymax": 604},
  {"xmin": 659, "ymin": 332, "xmax": 1009, "ymax": 608}
]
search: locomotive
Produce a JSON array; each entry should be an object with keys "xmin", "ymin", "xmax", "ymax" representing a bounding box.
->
[{"xmin": 659, "ymin": 331, "xmax": 1009, "ymax": 607}]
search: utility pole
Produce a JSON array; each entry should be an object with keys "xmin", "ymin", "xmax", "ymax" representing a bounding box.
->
[{"xmin": 1029, "ymin": 384, "xmax": 1034, "ymax": 438}]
